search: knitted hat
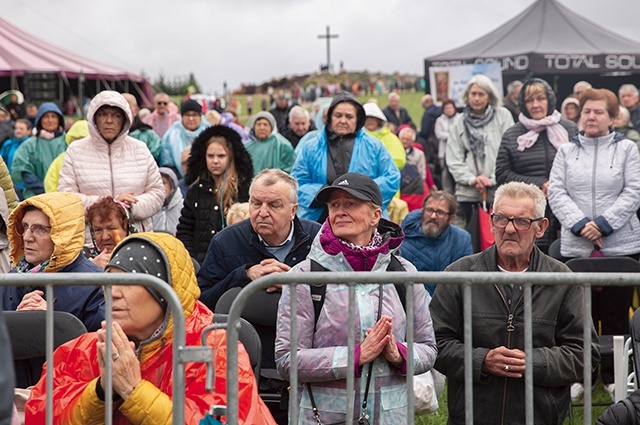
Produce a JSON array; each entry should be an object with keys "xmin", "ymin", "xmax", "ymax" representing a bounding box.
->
[
  {"xmin": 105, "ymin": 238, "xmax": 170, "ymax": 310},
  {"xmin": 181, "ymin": 99, "xmax": 202, "ymax": 115}
]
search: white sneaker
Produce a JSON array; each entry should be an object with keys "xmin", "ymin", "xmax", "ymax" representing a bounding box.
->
[
  {"xmin": 604, "ymin": 383, "xmax": 615, "ymax": 400},
  {"xmin": 571, "ymin": 383, "xmax": 584, "ymax": 402}
]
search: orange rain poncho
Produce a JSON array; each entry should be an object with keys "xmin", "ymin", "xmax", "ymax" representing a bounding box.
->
[{"xmin": 25, "ymin": 232, "xmax": 275, "ymax": 424}]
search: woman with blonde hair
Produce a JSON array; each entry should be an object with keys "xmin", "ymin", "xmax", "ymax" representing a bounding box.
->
[{"xmin": 177, "ymin": 125, "xmax": 253, "ymax": 264}]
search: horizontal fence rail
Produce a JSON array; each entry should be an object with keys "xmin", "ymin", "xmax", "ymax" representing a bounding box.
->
[
  {"xmin": 226, "ymin": 271, "xmax": 640, "ymax": 425},
  {"xmin": 0, "ymin": 273, "xmax": 194, "ymax": 425}
]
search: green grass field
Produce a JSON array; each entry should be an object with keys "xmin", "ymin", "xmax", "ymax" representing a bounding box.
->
[
  {"xmin": 414, "ymin": 379, "xmax": 613, "ymax": 424},
  {"xmin": 213, "ymin": 91, "xmax": 426, "ymax": 129}
]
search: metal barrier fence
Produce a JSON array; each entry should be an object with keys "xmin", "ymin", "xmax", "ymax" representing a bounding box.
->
[
  {"xmin": 0, "ymin": 272, "xmax": 211, "ymax": 425},
  {"xmin": 225, "ymin": 271, "xmax": 640, "ymax": 425}
]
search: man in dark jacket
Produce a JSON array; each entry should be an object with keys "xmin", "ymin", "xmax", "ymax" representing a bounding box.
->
[
  {"xmin": 197, "ymin": 168, "xmax": 320, "ymax": 309},
  {"xmin": 382, "ymin": 92, "xmax": 415, "ymax": 132},
  {"xmin": 197, "ymin": 168, "xmax": 320, "ymax": 424},
  {"xmin": 430, "ymin": 181, "xmax": 599, "ymax": 425}
]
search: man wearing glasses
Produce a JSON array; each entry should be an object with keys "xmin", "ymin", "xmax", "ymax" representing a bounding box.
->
[
  {"xmin": 400, "ymin": 191, "xmax": 472, "ymax": 295},
  {"xmin": 143, "ymin": 92, "xmax": 179, "ymax": 138},
  {"xmin": 430, "ymin": 181, "xmax": 599, "ymax": 425}
]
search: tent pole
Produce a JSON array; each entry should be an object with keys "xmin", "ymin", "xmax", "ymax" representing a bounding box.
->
[{"xmin": 78, "ymin": 73, "xmax": 85, "ymax": 118}]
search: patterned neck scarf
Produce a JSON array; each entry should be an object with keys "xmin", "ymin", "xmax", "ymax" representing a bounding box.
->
[
  {"xmin": 338, "ymin": 228, "xmax": 383, "ymax": 251},
  {"xmin": 463, "ymin": 104, "xmax": 495, "ymax": 166},
  {"xmin": 15, "ymin": 257, "xmax": 49, "ymax": 273}
]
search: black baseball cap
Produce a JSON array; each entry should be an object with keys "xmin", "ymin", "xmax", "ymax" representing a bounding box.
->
[{"xmin": 315, "ymin": 172, "xmax": 383, "ymax": 206}]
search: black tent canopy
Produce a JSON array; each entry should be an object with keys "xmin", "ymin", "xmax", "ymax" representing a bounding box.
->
[{"xmin": 424, "ymin": 0, "xmax": 640, "ymax": 99}]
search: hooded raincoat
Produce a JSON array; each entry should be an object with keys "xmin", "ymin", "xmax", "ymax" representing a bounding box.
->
[
  {"xmin": 11, "ymin": 102, "xmax": 67, "ymax": 199},
  {"xmin": 25, "ymin": 232, "xmax": 276, "ymax": 425},
  {"xmin": 245, "ymin": 112, "xmax": 296, "ymax": 174},
  {"xmin": 292, "ymin": 92, "xmax": 400, "ymax": 222},
  {"xmin": 152, "ymin": 167, "xmax": 184, "ymax": 236},
  {"xmin": 275, "ymin": 219, "xmax": 437, "ymax": 424},
  {"xmin": 58, "ymin": 91, "xmax": 165, "ymax": 236}
]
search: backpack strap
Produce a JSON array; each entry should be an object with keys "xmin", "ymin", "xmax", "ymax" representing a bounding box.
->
[
  {"xmin": 309, "ymin": 259, "xmax": 327, "ymax": 327},
  {"xmin": 309, "ymin": 255, "xmax": 407, "ymax": 327}
]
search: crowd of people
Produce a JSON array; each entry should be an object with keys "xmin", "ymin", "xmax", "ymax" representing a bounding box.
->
[{"xmin": 0, "ymin": 74, "xmax": 639, "ymax": 423}]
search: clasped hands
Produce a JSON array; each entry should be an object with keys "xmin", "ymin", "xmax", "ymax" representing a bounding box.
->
[
  {"xmin": 359, "ymin": 315, "xmax": 403, "ymax": 367},
  {"xmin": 97, "ymin": 321, "xmax": 141, "ymax": 401},
  {"xmin": 580, "ymin": 220, "xmax": 603, "ymax": 248}
]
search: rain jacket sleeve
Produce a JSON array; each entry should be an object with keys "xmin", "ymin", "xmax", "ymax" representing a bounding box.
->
[{"xmin": 0, "ymin": 158, "xmax": 17, "ymax": 212}]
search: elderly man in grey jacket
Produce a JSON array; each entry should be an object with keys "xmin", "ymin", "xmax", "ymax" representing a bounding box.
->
[{"xmin": 430, "ymin": 181, "xmax": 599, "ymax": 425}]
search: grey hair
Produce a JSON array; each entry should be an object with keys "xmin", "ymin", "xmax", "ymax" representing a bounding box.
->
[
  {"xmin": 388, "ymin": 92, "xmax": 400, "ymax": 101},
  {"xmin": 398, "ymin": 126, "xmax": 416, "ymax": 141},
  {"xmin": 619, "ymin": 84, "xmax": 639, "ymax": 97},
  {"xmin": 249, "ymin": 168, "xmax": 298, "ymax": 204},
  {"xmin": 507, "ymin": 80, "xmax": 523, "ymax": 95},
  {"xmin": 494, "ymin": 182, "xmax": 546, "ymax": 218},
  {"xmin": 573, "ymin": 81, "xmax": 592, "ymax": 93},
  {"xmin": 288, "ymin": 105, "xmax": 309, "ymax": 122},
  {"xmin": 619, "ymin": 106, "xmax": 631, "ymax": 121},
  {"xmin": 461, "ymin": 75, "xmax": 502, "ymax": 108}
]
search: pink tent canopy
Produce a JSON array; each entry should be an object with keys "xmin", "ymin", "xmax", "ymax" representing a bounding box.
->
[{"xmin": 0, "ymin": 16, "xmax": 153, "ymax": 104}]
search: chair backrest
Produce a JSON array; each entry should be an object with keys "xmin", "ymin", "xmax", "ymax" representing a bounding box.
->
[
  {"xmin": 630, "ymin": 308, "xmax": 640, "ymax": 386},
  {"xmin": 212, "ymin": 313, "xmax": 262, "ymax": 384},
  {"xmin": 4, "ymin": 311, "xmax": 87, "ymax": 359},
  {"xmin": 214, "ymin": 287, "xmax": 280, "ymax": 327},
  {"xmin": 565, "ymin": 257, "xmax": 640, "ymax": 274},
  {"xmin": 547, "ymin": 239, "xmax": 565, "ymax": 263}
]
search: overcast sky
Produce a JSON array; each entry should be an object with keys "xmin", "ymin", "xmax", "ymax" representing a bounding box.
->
[{"xmin": 2, "ymin": 0, "xmax": 640, "ymax": 94}]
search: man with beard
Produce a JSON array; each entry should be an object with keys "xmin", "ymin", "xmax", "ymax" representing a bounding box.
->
[{"xmin": 400, "ymin": 191, "xmax": 472, "ymax": 295}]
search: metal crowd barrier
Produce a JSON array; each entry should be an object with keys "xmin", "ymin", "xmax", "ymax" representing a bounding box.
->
[
  {"xmin": 225, "ymin": 271, "xmax": 640, "ymax": 425},
  {"xmin": 0, "ymin": 272, "xmax": 208, "ymax": 425}
]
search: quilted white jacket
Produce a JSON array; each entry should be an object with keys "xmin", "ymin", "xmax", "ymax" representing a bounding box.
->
[
  {"xmin": 548, "ymin": 131, "xmax": 640, "ymax": 257},
  {"xmin": 58, "ymin": 91, "xmax": 164, "ymax": 234}
]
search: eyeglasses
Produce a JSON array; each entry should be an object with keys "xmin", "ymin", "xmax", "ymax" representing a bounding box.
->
[
  {"xmin": 17, "ymin": 223, "xmax": 52, "ymax": 238},
  {"xmin": 156, "ymin": 101, "xmax": 168, "ymax": 105},
  {"xmin": 424, "ymin": 207, "xmax": 451, "ymax": 218},
  {"xmin": 491, "ymin": 214, "xmax": 543, "ymax": 231}
]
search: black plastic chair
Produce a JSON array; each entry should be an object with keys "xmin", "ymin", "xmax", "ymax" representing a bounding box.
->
[
  {"xmin": 566, "ymin": 257, "xmax": 640, "ymax": 408},
  {"xmin": 4, "ymin": 311, "xmax": 87, "ymax": 387},
  {"xmin": 215, "ymin": 287, "xmax": 284, "ymax": 408},
  {"xmin": 209, "ymin": 313, "xmax": 262, "ymax": 385}
]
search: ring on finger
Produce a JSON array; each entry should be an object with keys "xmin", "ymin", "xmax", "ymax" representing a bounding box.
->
[
  {"xmin": 504, "ymin": 364, "xmax": 509, "ymax": 372},
  {"xmin": 112, "ymin": 351, "xmax": 120, "ymax": 361}
]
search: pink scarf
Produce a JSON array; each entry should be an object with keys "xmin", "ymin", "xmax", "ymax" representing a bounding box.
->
[{"xmin": 516, "ymin": 110, "xmax": 568, "ymax": 152}]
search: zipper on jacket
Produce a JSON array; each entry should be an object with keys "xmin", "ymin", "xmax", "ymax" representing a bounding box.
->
[{"xmin": 495, "ymin": 285, "xmax": 523, "ymax": 425}]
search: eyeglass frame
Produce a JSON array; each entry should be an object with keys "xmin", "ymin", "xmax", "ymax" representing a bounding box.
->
[
  {"xmin": 16, "ymin": 223, "xmax": 52, "ymax": 238},
  {"xmin": 423, "ymin": 207, "xmax": 452, "ymax": 218},
  {"xmin": 490, "ymin": 213, "xmax": 544, "ymax": 231}
]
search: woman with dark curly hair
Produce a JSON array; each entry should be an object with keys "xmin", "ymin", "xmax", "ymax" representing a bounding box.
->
[{"xmin": 177, "ymin": 125, "xmax": 254, "ymax": 264}]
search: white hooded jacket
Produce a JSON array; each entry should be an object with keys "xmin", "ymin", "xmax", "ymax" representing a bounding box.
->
[{"xmin": 58, "ymin": 90, "xmax": 164, "ymax": 235}]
